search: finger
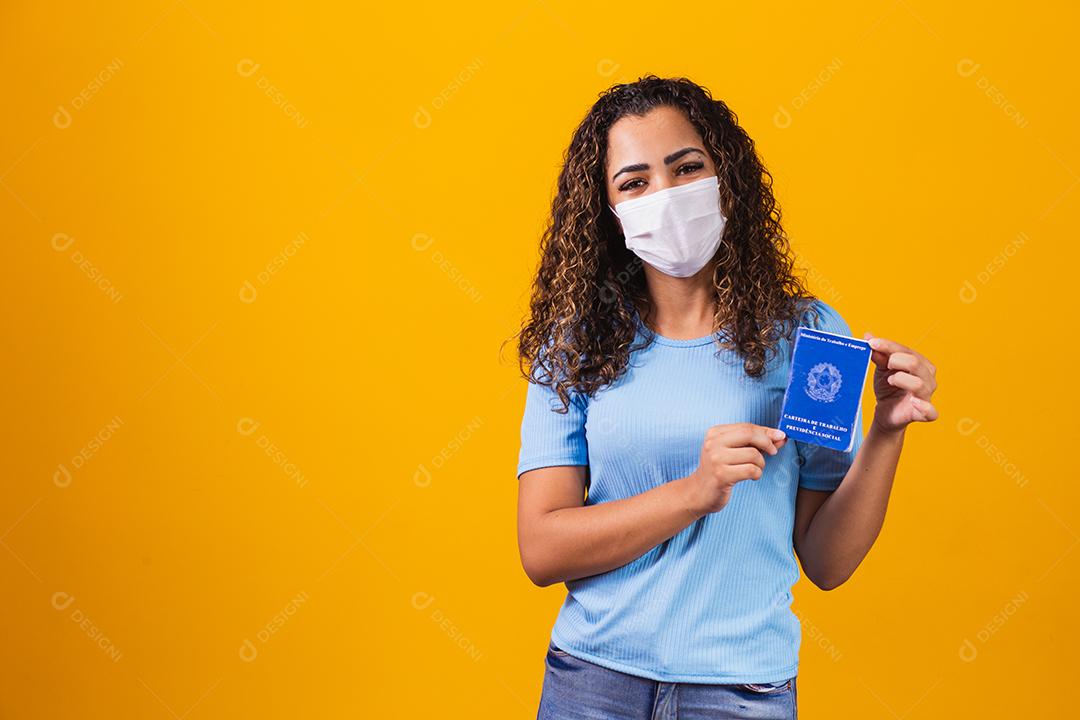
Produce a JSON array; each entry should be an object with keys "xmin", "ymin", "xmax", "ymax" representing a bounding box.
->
[
  {"xmin": 725, "ymin": 424, "xmax": 782, "ymax": 455},
  {"xmin": 729, "ymin": 463, "xmax": 765, "ymax": 482},
  {"xmin": 912, "ymin": 350, "xmax": 936, "ymax": 377},
  {"xmin": 885, "ymin": 371, "xmax": 929, "ymax": 396},
  {"xmin": 889, "ymin": 345, "xmax": 937, "ymax": 379},
  {"xmin": 886, "ymin": 352, "xmax": 937, "ymax": 392},
  {"xmin": 863, "ymin": 332, "xmax": 893, "ymax": 370},
  {"xmin": 912, "ymin": 396, "xmax": 939, "ymax": 422},
  {"xmin": 865, "ymin": 335, "xmax": 910, "ymax": 356},
  {"xmin": 723, "ymin": 446, "xmax": 767, "ymax": 469},
  {"xmin": 742, "ymin": 422, "xmax": 786, "ymax": 441}
]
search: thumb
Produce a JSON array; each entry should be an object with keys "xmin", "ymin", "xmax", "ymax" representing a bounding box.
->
[{"xmin": 863, "ymin": 330, "xmax": 889, "ymax": 368}]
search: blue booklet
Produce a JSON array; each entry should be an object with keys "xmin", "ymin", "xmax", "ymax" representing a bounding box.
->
[{"xmin": 778, "ymin": 326, "xmax": 872, "ymax": 451}]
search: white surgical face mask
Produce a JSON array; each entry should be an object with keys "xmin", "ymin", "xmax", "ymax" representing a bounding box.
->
[{"xmin": 608, "ymin": 175, "xmax": 726, "ymax": 278}]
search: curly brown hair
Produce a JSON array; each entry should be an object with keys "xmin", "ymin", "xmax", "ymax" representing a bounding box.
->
[{"xmin": 511, "ymin": 74, "xmax": 819, "ymax": 413}]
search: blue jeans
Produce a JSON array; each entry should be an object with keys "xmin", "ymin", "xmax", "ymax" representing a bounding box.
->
[{"xmin": 537, "ymin": 642, "xmax": 797, "ymax": 720}]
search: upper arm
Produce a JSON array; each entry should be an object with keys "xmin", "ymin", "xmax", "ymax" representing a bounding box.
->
[
  {"xmin": 515, "ymin": 373, "xmax": 590, "ymax": 552},
  {"xmin": 793, "ymin": 486, "xmax": 831, "ymax": 558},
  {"xmin": 516, "ymin": 464, "xmax": 588, "ymax": 586},
  {"xmin": 517, "ymin": 465, "xmax": 588, "ymax": 532}
]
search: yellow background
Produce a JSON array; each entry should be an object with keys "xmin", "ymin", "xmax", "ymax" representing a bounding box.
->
[{"xmin": 1, "ymin": 1, "xmax": 1075, "ymax": 717}]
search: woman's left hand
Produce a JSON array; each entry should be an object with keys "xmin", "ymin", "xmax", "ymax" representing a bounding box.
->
[{"xmin": 862, "ymin": 333, "xmax": 939, "ymax": 433}]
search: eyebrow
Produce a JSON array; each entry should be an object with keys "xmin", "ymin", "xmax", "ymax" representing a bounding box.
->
[{"xmin": 611, "ymin": 147, "xmax": 706, "ymax": 182}]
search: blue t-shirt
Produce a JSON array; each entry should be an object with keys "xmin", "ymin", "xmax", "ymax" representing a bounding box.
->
[{"xmin": 515, "ymin": 298, "xmax": 864, "ymax": 684}]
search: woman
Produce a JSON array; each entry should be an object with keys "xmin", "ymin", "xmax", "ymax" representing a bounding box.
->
[{"xmin": 511, "ymin": 76, "xmax": 939, "ymax": 719}]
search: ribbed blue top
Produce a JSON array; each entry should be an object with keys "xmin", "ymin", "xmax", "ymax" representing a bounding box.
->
[{"xmin": 515, "ymin": 298, "xmax": 865, "ymax": 683}]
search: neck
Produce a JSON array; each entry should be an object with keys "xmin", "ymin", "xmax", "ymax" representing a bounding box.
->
[{"xmin": 637, "ymin": 263, "xmax": 717, "ymax": 340}]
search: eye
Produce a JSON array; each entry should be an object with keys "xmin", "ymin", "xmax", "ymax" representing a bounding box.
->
[{"xmin": 616, "ymin": 162, "xmax": 704, "ymax": 193}]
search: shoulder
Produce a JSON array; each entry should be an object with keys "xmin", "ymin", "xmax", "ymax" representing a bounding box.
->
[
  {"xmin": 526, "ymin": 332, "xmax": 590, "ymax": 412},
  {"xmin": 798, "ymin": 297, "xmax": 854, "ymax": 336}
]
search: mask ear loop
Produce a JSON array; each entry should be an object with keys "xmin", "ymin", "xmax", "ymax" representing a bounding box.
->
[{"xmin": 607, "ymin": 203, "xmax": 623, "ymax": 235}]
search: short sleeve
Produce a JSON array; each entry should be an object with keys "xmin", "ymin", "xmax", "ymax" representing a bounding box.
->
[
  {"xmin": 515, "ymin": 378, "xmax": 588, "ymax": 479},
  {"xmin": 794, "ymin": 299, "xmax": 866, "ymax": 492}
]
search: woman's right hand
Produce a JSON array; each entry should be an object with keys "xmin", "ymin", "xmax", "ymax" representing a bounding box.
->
[{"xmin": 687, "ymin": 423, "xmax": 788, "ymax": 514}]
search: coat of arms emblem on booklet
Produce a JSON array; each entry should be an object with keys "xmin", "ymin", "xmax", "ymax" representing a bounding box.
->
[{"xmin": 778, "ymin": 326, "xmax": 873, "ymax": 452}]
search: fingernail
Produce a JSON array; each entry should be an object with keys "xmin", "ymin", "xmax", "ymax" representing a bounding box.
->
[{"xmin": 771, "ymin": 429, "xmax": 786, "ymax": 439}]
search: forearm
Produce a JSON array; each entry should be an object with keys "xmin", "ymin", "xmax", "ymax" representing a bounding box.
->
[
  {"xmin": 799, "ymin": 422, "xmax": 906, "ymax": 588},
  {"xmin": 521, "ymin": 475, "xmax": 703, "ymax": 586}
]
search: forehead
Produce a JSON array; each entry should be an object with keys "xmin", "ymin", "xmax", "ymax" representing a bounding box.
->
[{"xmin": 606, "ymin": 105, "xmax": 704, "ymax": 167}]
